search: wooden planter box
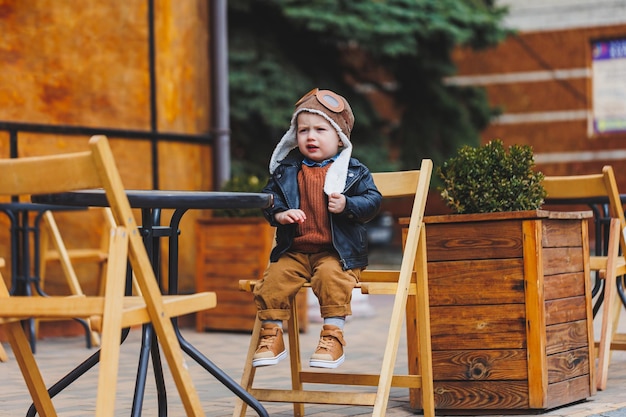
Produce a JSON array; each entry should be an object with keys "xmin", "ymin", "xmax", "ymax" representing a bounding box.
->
[
  {"xmin": 195, "ymin": 218, "xmax": 307, "ymax": 332},
  {"xmin": 420, "ymin": 210, "xmax": 595, "ymax": 412}
]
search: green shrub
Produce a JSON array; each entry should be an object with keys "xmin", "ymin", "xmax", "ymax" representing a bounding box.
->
[{"xmin": 437, "ymin": 139, "xmax": 546, "ymax": 214}]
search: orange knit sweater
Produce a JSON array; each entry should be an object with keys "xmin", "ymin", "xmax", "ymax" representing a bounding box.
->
[{"xmin": 291, "ymin": 164, "xmax": 332, "ymax": 253}]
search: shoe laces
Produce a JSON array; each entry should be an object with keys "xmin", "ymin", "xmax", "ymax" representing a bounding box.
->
[
  {"xmin": 258, "ymin": 334, "xmax": 277, "ymax": 349},
  {"xmin": 317, "ymin": 335, "xmax": 337, "ymax": 352}
]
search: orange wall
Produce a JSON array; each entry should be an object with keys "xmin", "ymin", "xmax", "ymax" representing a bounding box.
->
[{"xmin": 0, "ymin": 0, "xmax": 213, "ymax": 293}]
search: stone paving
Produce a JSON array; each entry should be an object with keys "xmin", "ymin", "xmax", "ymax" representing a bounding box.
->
[
  {"xmin": 2, "ymin": 248, "xmax": 626, "ymax": 416},
  {"xmin": 1, "ymin": 292, "xmax": 626, "ymax": 417}
]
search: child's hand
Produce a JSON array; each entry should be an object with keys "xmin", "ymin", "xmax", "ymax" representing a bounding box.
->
[
  {"xmin": 275, "ymin": 209, "xmax": 306, "ymax": 225},
  {"xmin": 328, "ymin": 193, "xmax": 346, "ymax": 214}
]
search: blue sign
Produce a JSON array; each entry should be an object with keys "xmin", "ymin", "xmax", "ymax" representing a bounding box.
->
[{"xmin": 593, "ymin": 39, "xmax": 626, "ymax": 61}]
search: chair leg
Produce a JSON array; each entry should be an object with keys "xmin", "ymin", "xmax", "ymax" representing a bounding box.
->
[
  {"xmin": 94, "ymin": 227, "xmax": 128, "ymax": 417},
  {"xmin": 287, "ymin": 302, "xmax": 305, "ymax": 417},
  {"xmin": 0, "ymin": 276, "xmax": 56, "ymax": 416},
  {"xmin": 0, "ymin": 341, "xmax": 8, "ymax": 362},
  {"xmin": 596, "ymin": 219, "xmax": 620, "ymax": 391},
  {"xmin": 597, "ymin": 273, "xmax": 618, "ymax": 390},
  {"xmin": 233, "ymin": 316, "xmax": 263, "ymax": 417},
  {"xmin": 6, "ymin": 321, "xmax": 58, "ymax": 417},
  {"xmin": 414, "ymin": 229, "xmax": 435, "ymax": 417},
  {"xmin": 372, "ymin": 266, "xmax": 410, "ymax": 415},
  {"xmin": 405, "ymin": 285, "xmax": 420, "ymax": 407},
  {"xmin": 371, "ymin": 226, "xmax": 434, "ymax": 417}
]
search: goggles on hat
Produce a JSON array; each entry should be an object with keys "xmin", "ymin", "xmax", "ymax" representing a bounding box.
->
[{"xmin": 295, "ymin": 88, "xmax": 345, "ymax": 113}]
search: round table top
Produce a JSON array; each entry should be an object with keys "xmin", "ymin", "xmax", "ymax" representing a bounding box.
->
[
  {"xmin": 0, "ymin": 201, "xmax": 87, "ymax": 212},
  {"xmin": 32, "ymin": 189, "xmax": 273, "ymax": 210}
]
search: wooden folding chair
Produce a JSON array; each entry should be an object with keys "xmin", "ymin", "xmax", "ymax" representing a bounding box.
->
[
  {"xmin": 40, "ymin": 207, "xmax": 116, "ymax": 295},
  {"xmin": 36, "ymin": 208, "xmax": 116, "ymax": 347},
  {"xmin": 543, "ymin": 165, "xmax": 626, "ymax": 390},
  {"xmin": 0, "ymin": 135, "xmax": 216, "ymax": 417},
  {"xmin": 234, "ymin": 160, "xmax": 435, "ymax": 417}
]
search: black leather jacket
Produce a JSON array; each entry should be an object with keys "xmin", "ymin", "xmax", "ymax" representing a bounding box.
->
[{"xmin": 263, "ymin": 154, "xmax": 382, "ymax": 270}]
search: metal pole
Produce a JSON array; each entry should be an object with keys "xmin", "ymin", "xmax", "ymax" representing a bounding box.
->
[
  {"xmin": 211, "ymin": 0, "xmax": 231, "ymax": 189},
  {"xmin": 148, "ymin": 0, "xmax": 159, "ymax": 189}
]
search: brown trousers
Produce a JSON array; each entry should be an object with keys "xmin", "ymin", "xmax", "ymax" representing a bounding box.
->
[{"xmin": 253, "ymin": 251, "xmax": 361, "ymax": 321}]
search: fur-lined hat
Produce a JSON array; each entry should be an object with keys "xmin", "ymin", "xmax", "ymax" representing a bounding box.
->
[{"xmin": 268, "ymin": 88, "xmax": 355, "ymax": 195}]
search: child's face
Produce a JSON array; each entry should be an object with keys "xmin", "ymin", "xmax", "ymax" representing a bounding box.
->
[{"xmin": 296, "ymin": 112, "xmax": 342, "ymax": 163}]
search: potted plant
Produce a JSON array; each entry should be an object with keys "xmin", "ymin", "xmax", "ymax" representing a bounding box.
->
[
  {"xmin": 195, "ymin": 175, "xmax": 307, "ymax": 332},
  {"xmin": 417, "ymin": 140, "xmax": 595, "ymax": 411},
  {"xmin": 438, "ymin": 139, "xmax": 546, "ymax": 214}
]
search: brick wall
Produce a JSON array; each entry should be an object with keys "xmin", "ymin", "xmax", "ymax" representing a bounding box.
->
[{"xmin": 450, "ymin": 24, "xmax": 626, "ymax": 188}]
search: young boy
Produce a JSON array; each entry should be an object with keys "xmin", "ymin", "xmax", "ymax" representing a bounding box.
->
[{"xmin": 252, "ymin": 88, "xmax": 382, "ymax": 369}]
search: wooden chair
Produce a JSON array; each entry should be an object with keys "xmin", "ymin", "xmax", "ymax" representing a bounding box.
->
[
  {"xmin": 36, "ymin": 208, "xmax": 117, "ymax": 347},
  {"xmin": 543, "ymin": 165, "xmax": 626, "ymax": 390},
  {"xmin": 234, "ymin": 160, "xmax": 435, "ymax": 417},
  {"xmin": 40, "ymin": 207, "xmax": 116, "ymax": 295},
  {"xmin": 0, "ymin": 135, "xmax": 217, "ymax": 417}
]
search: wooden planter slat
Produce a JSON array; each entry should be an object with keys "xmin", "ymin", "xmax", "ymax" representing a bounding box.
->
[
  {"xmin": 417, "ymin": 209, "xmax": 595, "ymax": 412},
  {"xmin": 545, "ymin": 320, "xmax": 589, "ymax": 354},
  {"xmin": 429, "ymin": 258, "xmax": 526, "ymax": 305}
]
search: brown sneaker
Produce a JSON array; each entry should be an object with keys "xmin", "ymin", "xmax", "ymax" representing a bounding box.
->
[
  {"xmin": 252, "ymin": 323, "xmax": 287, "ymax": 367},
  {"xmin": 309, "ymin": 324, "xmax": 346, "ymax": 368}
]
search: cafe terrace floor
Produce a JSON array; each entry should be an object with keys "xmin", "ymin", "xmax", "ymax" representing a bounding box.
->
[
  {"xmin": 2, "ymin": 246, "xmax": 626, "ymax": 416},
  {"xmin": 1, "ymin": 292, "xmax": 626, "ymax": 417}
]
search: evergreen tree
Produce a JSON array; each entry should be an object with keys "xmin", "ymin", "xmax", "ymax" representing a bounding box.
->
[{"xmin": 228, "ymin": 0, "xmax": 511, "ymax": 177}]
